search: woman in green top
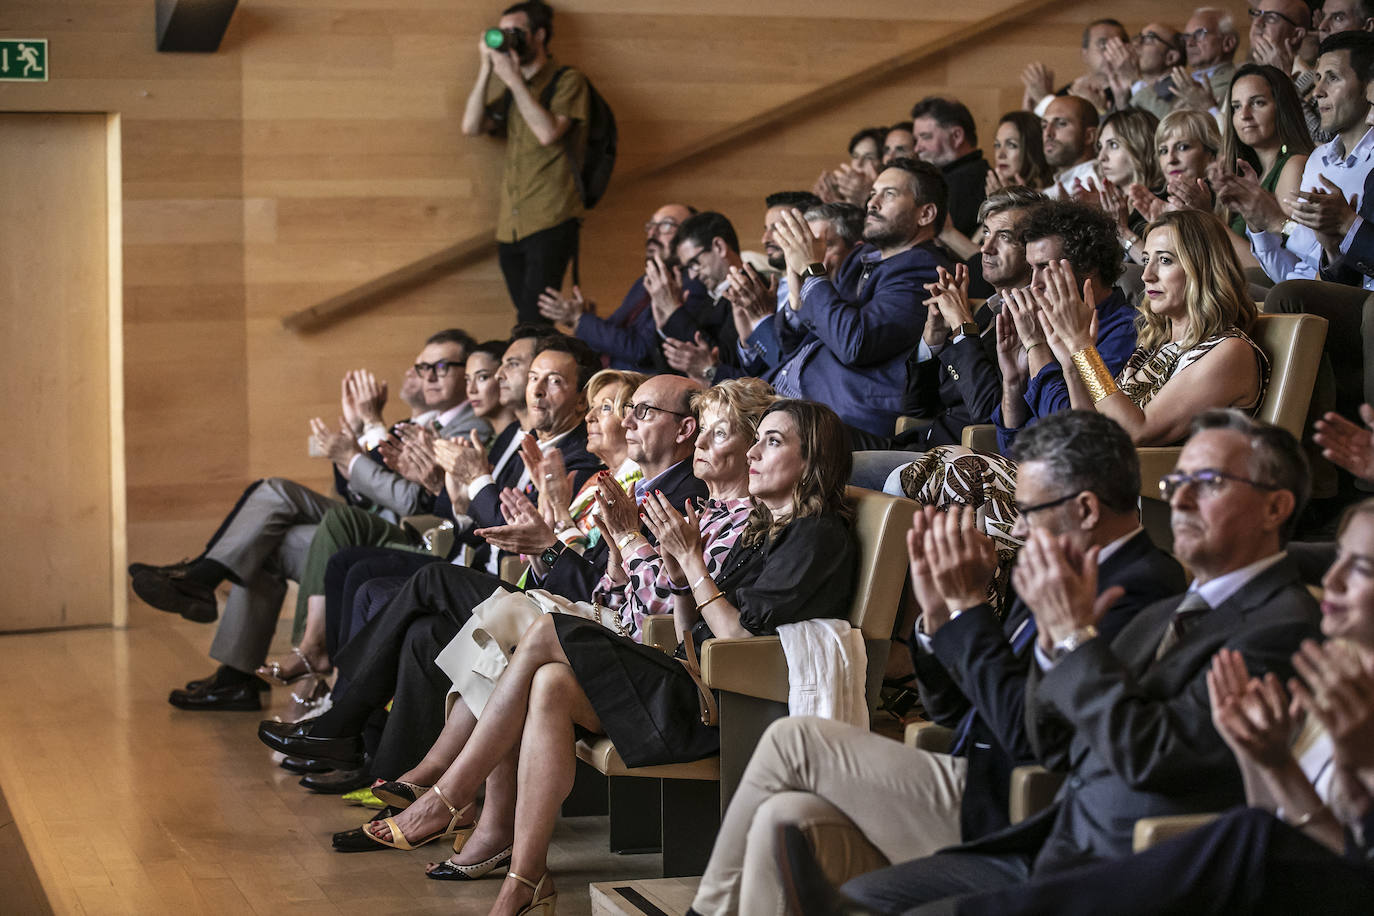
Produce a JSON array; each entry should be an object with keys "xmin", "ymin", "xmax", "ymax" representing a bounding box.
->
[{"xmin": 1219, "ymin": 63, "xmax": 1313, "ymax": 236}]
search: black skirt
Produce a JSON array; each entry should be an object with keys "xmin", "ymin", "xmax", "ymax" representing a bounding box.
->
[{"xmin": 552, "ymin": 614, "xmax": 719, "ymax": 768}]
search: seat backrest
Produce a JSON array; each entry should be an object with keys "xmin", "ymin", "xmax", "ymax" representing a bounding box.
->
[
  {"xmin": 1250, "ymin": 312, "xmax": 1328, "ymax": 439},
  {"xmin": 844, "ymin": 486, "xmax": 916, "ymax": 640}
]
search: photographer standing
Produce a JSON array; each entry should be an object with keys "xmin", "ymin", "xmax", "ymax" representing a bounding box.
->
[{"xmin": 464, "ymin": 1, "xmax": 589, "ymax": 324}]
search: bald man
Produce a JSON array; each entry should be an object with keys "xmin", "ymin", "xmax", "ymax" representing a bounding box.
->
[
  {"xmin": 1041, "ymin": 95, "xmax": 1100, "ymax": 197},
  {"xmin": 538, "ymin": 202, "xmax": 710, "ymax": 372}
]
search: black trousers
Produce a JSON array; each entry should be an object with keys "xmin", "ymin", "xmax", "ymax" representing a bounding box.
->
[
  {"xmin": 370, "ymin": 613, "xmax": 457, "ymax": 778},
  {"xmin": 887, "ymin": 806, "xmax": 1374, "ymax": 916},
  {"xmin": 497, "ymin": 218, "xmax": 580, "ymax": 324},
  {"xmin": 323, "ymin": 546, "xmax": 441, "ymax": 659},
  {"xmin": 310, "ymin": 561, "xmax": 513, "ymax": 737}
]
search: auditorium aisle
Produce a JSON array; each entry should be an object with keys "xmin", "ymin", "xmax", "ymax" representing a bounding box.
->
[{"xmin": 0, "ymin": 607, "xmax": 659, "ymax": 914}]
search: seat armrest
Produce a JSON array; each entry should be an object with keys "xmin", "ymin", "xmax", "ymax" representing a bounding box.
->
[
  {"xmin": 905, "ymin": 719, "xmax": 954, "ymax": 753},
  {"xmin": 896, "ymin": 416, "xmax": 934, "ymax": 435},
  {"xmin": 700, "ymin": 636, "xmax": 789, "ymax": 703},
  {"xmin": 961, "ymin": 424, "xmax": 998, "ymax": 453},
  {"xmin": 1136, "ymin": 447, "xmax": 1181, "ymax": 499},
  {"xmin": 1132, "ymin": 813, "xmax": 1220, "ymax": 851},
  {"xmin": 1009, "ymin": 765, "xmax": 1065, "ymax": 824},
  {"xmin": 640, "ymin": 615, "xmax": 678, "ymax": 653},
  {"xmin": 498, "ymin": 555, "xmax": 527, "ymax": 585}
]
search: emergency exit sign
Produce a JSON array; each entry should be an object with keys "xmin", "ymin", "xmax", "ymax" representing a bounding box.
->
[{"xmin": 0, "ymin": 40, "xmax": 47, "ymax": 82}]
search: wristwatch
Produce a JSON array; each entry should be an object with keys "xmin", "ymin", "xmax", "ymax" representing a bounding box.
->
[
  {"xmin": 539, "ymin": 542, "xmax": 565, "ymax": 567},
  {"xmin": 1052, "ymin": 625, "xmax": 1099, "ymax": 661},
  {"xmin": 803, "ymin": 262, "xmax": 827, "ymax": 278},
  {"xmin": 957, "ymin": 321, "xmax": 979, "ymax": 339}
]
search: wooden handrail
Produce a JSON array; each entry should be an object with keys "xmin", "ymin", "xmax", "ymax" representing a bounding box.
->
[{"xmin": 282, "ymin": 0, "xmax": 1061, "ymax": 332}]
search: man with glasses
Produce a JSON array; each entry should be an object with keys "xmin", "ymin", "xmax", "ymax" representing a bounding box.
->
[
  {"xmin": 834, "ymin": 410, "xmax": 1320, "ymax": 913},
  {"xmin": 538, "ymin": 202, "xmax": 711, "ymax": 373},
  {"xmin": 1168, "ymin": 7, "xmax": 1241, "ymax": 113},
  {"xmin": 132, "ymin": 329, "xmax": 491, "ymax": 710},
  {"xmin": 649, "ymin": 210, "xmax": 750, "ymax": 377},
  {"xmin": 690, "ymin": 411, "xmax": 1182, "ymax": 916},
  {"xmin": 1099, "ymin": 23, "xmax": 1186, "ymax": 119}
]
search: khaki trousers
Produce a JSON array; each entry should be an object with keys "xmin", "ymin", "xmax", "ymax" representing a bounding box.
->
[{"xmin": 691, "ymin": 716, "xmax": 967, "ymax": 916}]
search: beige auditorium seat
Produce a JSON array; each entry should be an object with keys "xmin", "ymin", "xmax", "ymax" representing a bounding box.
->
[{"xmin": 574, "ymin": 487, "xmax": 916, "ymax": 875}]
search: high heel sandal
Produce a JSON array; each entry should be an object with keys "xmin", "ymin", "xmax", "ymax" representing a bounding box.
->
[
  {"xmin": 364, "ymin": 785, "xmax": 475, "ymax": 851},
  {"xmin": 506, "ymin": 871, "xmax": 556, "ymax": 916},
  {"xmin": 373, "ymin": 779, "xmax": 429, "ymax": 810},
  {"xmin": 257, "ymin": 647, "xmax": 331, "ymax": 687},
  {"xmin": 425, "ymin": 843, "xmax": 513, "ymax": 881}
]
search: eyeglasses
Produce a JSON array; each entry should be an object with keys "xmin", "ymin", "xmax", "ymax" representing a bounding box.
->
[
  {"xmin": 1133, "ymin": 30, "xmax": 1173, "ymax": 47},
  {"xmin": 1014, "ymin": 491, "xmax": 1082, "ymax": 517},
  {"xmin": 414, "ymin": 360, "xmax": 461, "ymax": 379},
  {"xmin": 1181, "ymin": 27, "xmax": 1214, "ymax": 44},
  {"xmin": 1158, "ymin": 468, "xmax": 1280, "ymax": 500},
  {"xmin": 622, "ymin": 401, "xmax": 690, "ymax": 422},
  {"xmin": 644, "ymin": 218, "xmax": 681, "ymax": 235},
  {"xmin": 681, "ymin": 247, "xmax": 710, "ymax": 275},
  {"xmin": 1248, "ymin": 8, "xmax": 1305, "ymax": 29}
]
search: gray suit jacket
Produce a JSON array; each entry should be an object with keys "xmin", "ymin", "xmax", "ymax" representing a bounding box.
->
[
  {"xmin": 956, "ymin": 555, "xmax": 1321, "ymax": 874},
  {"xmin": 347, "ymin": 403, "xmax": 492, "ymax": 518}
]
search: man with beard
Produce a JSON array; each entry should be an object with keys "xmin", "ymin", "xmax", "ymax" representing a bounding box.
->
[
  {"xmin": 848, "ymin": 186, "xmax": 1046, "ymax": 483},
  {"xmin": 537, "ymin": 202, "xmax": 710, "ymax": 372},
  {"xmin": 764, "ymin": 158, "xmax": 949, "ymax": 437},
  {"xmin": 462, "ymin": 1, "xmax": 590, "ymax": 325},
  {"xmin": 1040, "ymin": 95, "xmax": 1100, "ymax": 198}
]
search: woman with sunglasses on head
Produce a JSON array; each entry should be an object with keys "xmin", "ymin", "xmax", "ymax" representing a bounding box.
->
[{"xmin": 359, "ymin": 399, "xmax": 858, "ymax": 916}]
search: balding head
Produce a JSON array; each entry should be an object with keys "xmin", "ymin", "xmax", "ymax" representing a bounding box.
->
[
  {"xmin": 646, "ymin": 203, "xmax": 693, "ymax": 259},
  {"xmin": 621, "ymin": 374, "xmax": 704, "ymax": 476},
  {"xmin": 1186, "ymin": 7, "xmax": 1240, "ymax": 67}
]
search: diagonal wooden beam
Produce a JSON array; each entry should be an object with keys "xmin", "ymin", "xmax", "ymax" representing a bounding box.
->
[{"xmin": 282, "ymin": 0, "xmax": 1060, "ymax": 332}]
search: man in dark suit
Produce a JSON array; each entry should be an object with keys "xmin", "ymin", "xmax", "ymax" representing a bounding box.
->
[
  {"xmin": 257, "ymin": 374, "xmax": 707, "ymax": 772},
  {"xmin": 841, "ymin": 410, "xmax": 1323, "ymax": 913},
  {"xmin": 688, "ymin": 411, "xmax": 1183, "ymax": 916},
  {"xmin": 848, "ymin": 185, "xmax": 1045, "ymax": 486}
]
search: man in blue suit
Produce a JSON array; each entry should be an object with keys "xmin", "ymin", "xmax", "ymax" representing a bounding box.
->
[{"xmin": 767, "ymin": 157, "xmax": 950, "ymax": 438}]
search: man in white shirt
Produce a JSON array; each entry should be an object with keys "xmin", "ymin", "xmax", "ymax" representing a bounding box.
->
[{"xmin": 1040, "ymin": 96, "xmax": 1100, "ymax": 198}]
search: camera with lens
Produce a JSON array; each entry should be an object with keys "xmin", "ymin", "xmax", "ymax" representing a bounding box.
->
[{"xmin": 484, "ymin": 27, "xmax": 528, "ymax": 57}]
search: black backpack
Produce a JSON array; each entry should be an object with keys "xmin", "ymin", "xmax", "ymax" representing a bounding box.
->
[{"xmin": 490, "ymin": 66, "xmax": 617, "ymax": 209}]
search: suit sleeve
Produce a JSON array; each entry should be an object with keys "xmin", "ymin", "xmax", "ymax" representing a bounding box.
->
[
  {"xmin": 659, "ymin": 284, "xmax": 716, "ymax": 343},
  {"xmin": 912, "ymin": 637, "xmax": 973, "ymax": 727},
  {"xmin": 1320, "ymin": 216, "xmax": 1374, "ymax": 286},
  {"xmin": 943, "ymin": 333, "xmax": 1003, "ymax": 425},
  {"xmin": 795, "ymin": 263, "xmax": 934, "ymax": 367},
  {"xmin": 573, "ymin": 282, "xmax": 661, "ymax": 365},
  {"xmin": 1032, "ymin": 602, "xmax": 1320, "ymax": 791},
  {"xmin": 347, "ymin": 459, "xmax": 433, "ymax": 517},
  {"xmin": 930, "ymin": 605, "xmax": 1035, "ymax": 761}
]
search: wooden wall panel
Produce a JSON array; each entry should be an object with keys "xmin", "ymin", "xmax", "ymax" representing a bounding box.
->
[{"xmin": 2, "ymin": 0, "xmax": 1215, "ymax": 587}]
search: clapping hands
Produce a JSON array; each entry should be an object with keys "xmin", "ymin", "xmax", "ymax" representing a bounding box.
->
[{"xmin": 1314, "ymin": 405, "xmax": 1374, "ymax": 482}]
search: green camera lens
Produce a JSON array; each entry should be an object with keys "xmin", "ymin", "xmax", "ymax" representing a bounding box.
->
[{"xmin": 483, "ymin": 27, "xmax": 505, "ymax": 49}]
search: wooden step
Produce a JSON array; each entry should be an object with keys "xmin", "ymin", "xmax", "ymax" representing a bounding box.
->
[{"xmin": 590, "ymin": 877, "xmax": 700, "ymax": 916}]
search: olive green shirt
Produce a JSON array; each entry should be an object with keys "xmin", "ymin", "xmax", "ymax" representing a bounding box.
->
[{"xmin": 491, "ymin": 57, "xmax": 590, "ymax": 242}]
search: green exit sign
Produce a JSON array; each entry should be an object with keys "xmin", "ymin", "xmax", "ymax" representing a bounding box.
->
[{"xmin": 0, "ymin": 40, "xmax": 47, "ymax": 82}]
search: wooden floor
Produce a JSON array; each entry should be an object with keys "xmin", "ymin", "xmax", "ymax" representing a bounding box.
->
[{"xmin": 0, "ymin": 608, "xmax": 663, "ymax": 915}]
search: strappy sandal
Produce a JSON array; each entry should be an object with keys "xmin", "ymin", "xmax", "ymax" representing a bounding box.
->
[
  {"xmin": 373, "ymin": 779, "xmax": 429, "ymax": 810},
  {"xmin": 363, "ymin": 785, "xmax": 475, "ymax": 851},
  {"xmin": 425, "ymin": 843, "xmax": 513, "ymax": 881},
  {"xmin": 506, "ymin": 871, "xmax": 557, "ymax": 916},
  {"xmin": 257, "ymin": 647, "xmax": 331, "ymax": 687}
]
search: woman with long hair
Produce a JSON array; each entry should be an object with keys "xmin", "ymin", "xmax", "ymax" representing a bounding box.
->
[
  {"xmin": 1218, "ymin": 63, "xmax": 1313, "ymax": 236},
  {"xmin": 1094, "ymin": 107, "xmax": 1164, "ymax": 240},
  {"xmin": 988, "ymin": 111, "xmax": 1054, "ymax": 192},
  {"xmin": 360, "ymin": 400, "xmax": 859, "ymax": 915}
]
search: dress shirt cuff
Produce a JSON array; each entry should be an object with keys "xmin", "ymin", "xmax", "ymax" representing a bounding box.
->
[
  {"xmin": 358, "ymin": 422, "xmax": 389, "ymax": 451},
  {"xmin": 1249, "ymin": 227, "xmax": 1284, "ymax": 252},
  {"xmin": 467, "ymin": 475, "xmax": 495, "ymax": 500},
  {"xmin": 917, "ymin": 339, "xmax": 944, "ymax": 363},
  {"xmin": 1032, "ymin": 94, "xmax": 1054, "ymax": 118},
  {"xmin": 913, "ymin": 630, "xmax": 935, "ymax": 653},
  {"xmin": 346, "ymin": 453, "xmax": 365, "ymax": 477},
  {"xmin": 1034, "ymin": 642, "xmax": 1056, "ymax": 671},
  {"xmin": 1341, "ymin": 215, "xmax": 1365, "ymax": 255}
]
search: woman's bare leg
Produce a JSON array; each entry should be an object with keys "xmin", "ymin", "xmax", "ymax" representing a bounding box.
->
[
  {"xmin": 365, "ymin": 615, "xmax": 574, "ymax": 843},
  {"xmin": 488, "ymin": 658, "xmax": 603, "ymax": 915},
  {"xmin": 396, "ymin": 699, "xmax": 477, "ymax": 786}
]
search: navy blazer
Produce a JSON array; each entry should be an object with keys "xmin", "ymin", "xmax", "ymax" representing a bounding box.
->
[
  {"xmin": 574, "ymin": 276, "xmax": 712, "ymax": 372},
  {"xmin": 913, "ymin": 530, "xmax": 1185, "ymax": 842},
  {"xmin": 537, "ymin": 457, "xmax": 707, "ymax": 603},
  {"xmin": 770, "ymin": 240, "xmax": 948, "ymax": 437},
  {"xmin": 948, "ymin": 557, "xmax": 1320, "ymax": 875},
  {"xmin": 1320, "ymin": 167, "xmax": 1374, "ymax": 286},
  {"xmin": 904, "ymin": 298, "xmax": 1003, "ymax": 447}
]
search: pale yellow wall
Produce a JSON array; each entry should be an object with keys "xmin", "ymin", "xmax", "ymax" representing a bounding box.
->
[{"xmin": 0, "ymin": 0, "xmax": 1218, "ymax": 569}]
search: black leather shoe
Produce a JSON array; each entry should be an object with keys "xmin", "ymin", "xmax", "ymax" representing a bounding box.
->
[
  {"xmin": 133, "ymin": 567, "xmax": 218, "ymax": 623},
  {"xmin": 333, "ymin": 808, "xmax": 400, "ymax": 853},
  {"xmin": 128, "ymin": 557, "xmax": 194, "ymax": 578},
  {"xmin": 280, "ymin": 755, "xmax": 333, "ymax": 775},
  {"xmin": 168, "ymin": 679, "xmax": 262, "ymax": 711},
  {"xmin": 185, "ymin": 665, "xmax": 270, "ymax": 693},
  {"xmin": 256, "ymin": 720, "xmax": 363, "ymax": 768},
  {"xmin": 300, "ymin": 764, "xmax": 372, "ymax": 794}
]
